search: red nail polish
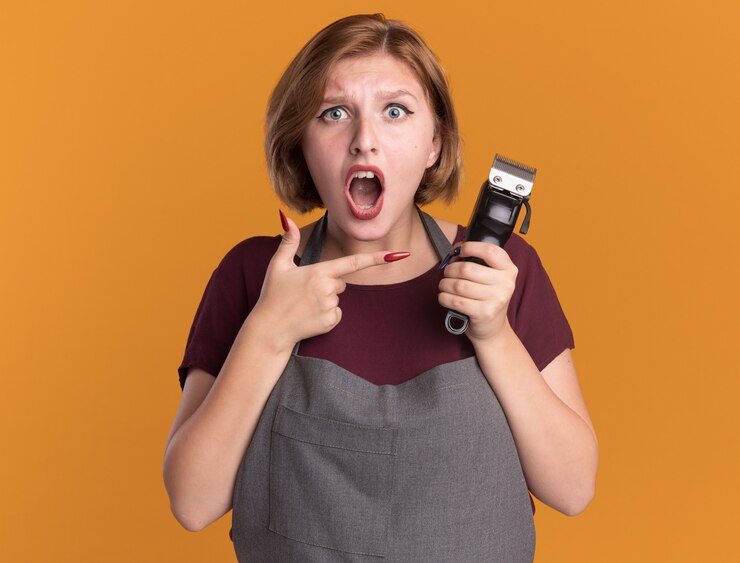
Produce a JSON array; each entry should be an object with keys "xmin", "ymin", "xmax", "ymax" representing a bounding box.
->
[
  {"xmin": 279, "ymin": 209, "xmax": 289, "ymax": 231},
  {"xmin": 384, "ymin": 251, "xmax": 410, "ymax": 263}
]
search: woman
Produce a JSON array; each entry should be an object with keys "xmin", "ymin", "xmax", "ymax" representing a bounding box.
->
[{"xmin": 164, "ymin": 13, "xmax": 598, "ymax": 562}]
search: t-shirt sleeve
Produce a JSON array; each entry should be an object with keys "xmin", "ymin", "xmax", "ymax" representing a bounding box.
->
[
  {"xmin": 505, "ymin": 234, "xmax": 575, "ymax": 371},
  {"xmin": 176, "ymin": 236, "xmax": 282, "ymax": 389}
]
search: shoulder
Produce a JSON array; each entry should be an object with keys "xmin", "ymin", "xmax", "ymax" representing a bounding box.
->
[
  {"xmin": 217, "ymin": 217, "xmax": 324, "ymax": 274},
  {"xmin": 503, "ymin": 233, "xmax": 539, "ymax": 269},
  {"xmin": 503, "ymin": 234, "xmax": 556, "ymax": 292},
  {"xmin": 217, "ymin": 235, "xmax": 281, "ymax": 270},
  {"xmin": 199, "ymin": 235, "xmax": 283, "ymax": 310},
  {"xmin": 209, "ymin": 235, "xmax": 282, "ymax": 292}
]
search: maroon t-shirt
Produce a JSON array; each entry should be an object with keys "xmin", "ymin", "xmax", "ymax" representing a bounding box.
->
[{"xmin": 177, "ymin": 227, "xmax": 574, "ymax": 388}]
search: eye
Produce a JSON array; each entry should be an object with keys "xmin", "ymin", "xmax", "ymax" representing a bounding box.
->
[
  {"xmin": 385, "ymin": 104, "xmax": 413, "ymax": 120},
  {"xmin": 318, "ymin": 106, "xmax": 348, "ymax": 122}
]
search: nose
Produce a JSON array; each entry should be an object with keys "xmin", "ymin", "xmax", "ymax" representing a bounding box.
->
[{"xmin": 349, "ymin": 115, "xmax": 378, "ymax": 156}]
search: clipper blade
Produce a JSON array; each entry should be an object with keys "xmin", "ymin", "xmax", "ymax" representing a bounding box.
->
[{"xmin": 489, "ymin": 154, "xmax": 537, "ymax": 197}]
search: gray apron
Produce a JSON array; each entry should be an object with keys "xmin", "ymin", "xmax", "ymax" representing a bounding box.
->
[{"xmin": 232, "ymin": 210, "xmax": 535, "ymax": 562}]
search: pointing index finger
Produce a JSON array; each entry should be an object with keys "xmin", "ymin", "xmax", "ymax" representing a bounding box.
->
[{"xmin": 323, "ymin": 251, "xmax": 410, "ymax": 278}]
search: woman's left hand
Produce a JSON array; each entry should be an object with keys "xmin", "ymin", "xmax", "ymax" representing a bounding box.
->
[{"xmin": 437, "ymin": 242, "xmax": 518, "ymax": 343}]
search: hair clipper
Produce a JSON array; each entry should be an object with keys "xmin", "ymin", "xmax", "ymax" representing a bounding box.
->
[{"xmin": 444, "ymin": 154, "xmax": 537, "ymax": 335}]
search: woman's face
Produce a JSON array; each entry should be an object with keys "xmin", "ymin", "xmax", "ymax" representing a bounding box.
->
[{"xmin": 301, "ymin": 53, "xmax": 441, "ymax": 242}]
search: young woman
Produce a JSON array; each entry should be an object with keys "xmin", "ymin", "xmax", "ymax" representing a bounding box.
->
[{"xmin": 164, "ymin": 13, "xmax": 598, "ymax": 562}]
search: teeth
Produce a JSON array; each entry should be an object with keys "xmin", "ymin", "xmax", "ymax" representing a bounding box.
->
[{"xmin": 353, "ymin": 170, "xmax": 376, "ymax": 179}]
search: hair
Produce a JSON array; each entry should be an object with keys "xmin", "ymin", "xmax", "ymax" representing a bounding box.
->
[{"xmin": 265, "ymin": 13, "xmax": 462, "ymax": 213}]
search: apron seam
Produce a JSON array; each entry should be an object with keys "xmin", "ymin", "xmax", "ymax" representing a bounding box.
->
[
  {"xmin": 272, "ymin": 432, "xmax": 398, "ymax": 456},
  {"xmin": 278, "ymin": 404, "xmax": 398, "ymax": 432},
  {"xmin": 267, "ymin": 527, "xmax": 387, "ymax": 558}
]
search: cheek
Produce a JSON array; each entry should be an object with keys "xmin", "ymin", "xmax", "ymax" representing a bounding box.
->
[
  {"xmin": 303, "ymin": 139, "xmax": 333, "ymax": 178},
  {"xmin": 411, "ymin": 123, "xmax": 436, "ymax": 155},
  {"xmin": 408, "ymin": 135, "xmax": 434, "ymax": 166},
  {"xmin": 303, "ymin": 126, "xmax": 332, "ymax": 163},
  {"xmin": 302, "ymin": 143, "xmax": 345, "ymax": 200}
]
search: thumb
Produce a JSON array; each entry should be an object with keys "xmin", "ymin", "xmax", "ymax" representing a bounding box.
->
[{"xmin": 271, "ymin": 210, "xmax": 301, "ymax": 269}]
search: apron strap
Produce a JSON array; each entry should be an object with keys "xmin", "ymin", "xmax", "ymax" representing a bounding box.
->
[
  {"xmin": 298, "ymin": 213, "xmax": 327, "ymax": 266},
  {"xmin": 416, "ymin": 207, "xmax": 453, "ymax": 260}
]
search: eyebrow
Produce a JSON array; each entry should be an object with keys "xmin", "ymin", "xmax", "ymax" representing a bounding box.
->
[{"xmin": 321, "ymin": 89, "xmax": 419, "ymax": 104}]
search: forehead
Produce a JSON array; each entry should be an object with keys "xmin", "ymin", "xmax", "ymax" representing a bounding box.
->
[{"xmin": 324, "ymin": 54, "xmax": 425, "ymax": 97}]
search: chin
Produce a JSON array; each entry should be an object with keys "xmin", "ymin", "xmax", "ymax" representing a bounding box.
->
[{"xmin": 341, "ymin": 215, "xmax": 395, "ymax": 243}]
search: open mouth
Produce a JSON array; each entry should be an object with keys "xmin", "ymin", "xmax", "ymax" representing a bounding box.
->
[{"xmin": 345, "ymin": 166, "xmax": 385, "ymax": 220}]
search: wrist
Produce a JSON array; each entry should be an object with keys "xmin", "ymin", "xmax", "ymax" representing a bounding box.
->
[
  {"xmin": 241, "ymin": 305, "xmax": 297, "ymax": 356},
  {"xmin": 467, "ymin": 319, "xmax": 516, "ymax": 351}
]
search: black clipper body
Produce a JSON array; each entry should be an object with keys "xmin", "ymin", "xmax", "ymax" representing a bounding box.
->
[{"xmin": 445, "ymin": 154, "xmax": 537, "ymax": 335}]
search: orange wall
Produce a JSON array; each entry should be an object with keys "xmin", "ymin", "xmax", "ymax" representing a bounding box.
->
[{"xmin": 1, "ymin": 1, "xmax": 738, "ymax": 561}]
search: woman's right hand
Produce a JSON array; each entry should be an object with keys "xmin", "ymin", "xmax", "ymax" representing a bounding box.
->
[{"xmin": 250, "ymin": 212, "xmax": 407, "ymax": 350}]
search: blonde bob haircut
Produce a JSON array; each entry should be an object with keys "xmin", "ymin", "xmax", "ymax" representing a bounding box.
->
[{"xmin": 265, "ymin": 13, "xmax": 462, "ymax": 213}]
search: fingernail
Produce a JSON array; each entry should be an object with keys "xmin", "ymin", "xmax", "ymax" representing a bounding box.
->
[
  {"xmin": 439, "ymin": 247, "xmax": 461, "ymax": 270},
  {"xmin": 384, "ymin": 251, "xmax": 410, "ymax": 263},
  {"xmin": 279, "ymin": 209, "xmax": 289, "ymax": 231}
]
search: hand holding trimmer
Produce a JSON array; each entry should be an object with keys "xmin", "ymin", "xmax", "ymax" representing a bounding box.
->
[{"xmin": 444, "ymin": 154, "xmax": 537, "ymax": 335}]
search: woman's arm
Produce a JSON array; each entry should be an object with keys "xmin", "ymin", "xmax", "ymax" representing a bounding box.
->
[
  {"xmin": 163, "ymin": 316, "xmax": 294, "ymax": 531},
  {"xmin": 472, "ymin": 334, "xmax": 597, "ymax": 515},
  {"xmin": 438, "ymin": 241, "xmax": 598, "ymax": 516},
  {"xmin": 163, "ymin": 217, "xmax": 401, "ymax": 531}
]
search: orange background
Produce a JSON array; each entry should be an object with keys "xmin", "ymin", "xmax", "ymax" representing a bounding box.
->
[{"xmin": 1, "ymin": 0, "xmax": 738, "ymax": 561}]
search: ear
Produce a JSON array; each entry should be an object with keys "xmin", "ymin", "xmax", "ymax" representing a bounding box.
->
[{"xmin": 426, "ymin": 132, "xmax": 442, "ymax": 168}]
